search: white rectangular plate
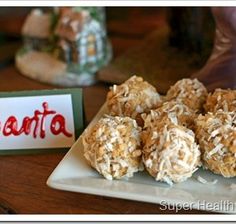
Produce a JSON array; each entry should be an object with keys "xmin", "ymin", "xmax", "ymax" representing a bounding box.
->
[{"xmin": 47, "ymin": 103, "xmax": 236, "ymax": 214}]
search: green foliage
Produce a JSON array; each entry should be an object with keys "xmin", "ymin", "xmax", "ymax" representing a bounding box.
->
[
  {"xmin": 40, "ymin": 45, "xmax": 55, "ymax": 53},
  {"xmin": 50, "ymin": 11, "xmax": 59, "ymax": 32},
  {"xmin": 17, "ymin": 47, "xmax": 30, "ymax": 56},
  {"xmin": 47, "ymin": 11, "xmax": 59, "ymax": 53},
  {"xmin": 73, "ymin": 7, "xmax": 104, "ymax": 23}
]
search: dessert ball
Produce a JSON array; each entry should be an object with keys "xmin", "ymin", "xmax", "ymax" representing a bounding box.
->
[
  {"xmin": 204, "ymin": 88, "xmax": 236, "ymax": 113},
  {"xmin": 106, "ymin": 76, "xmax": 162, "ymax": 122},
  {"xmin": 195, "ymin": 111, "xmax": 236, "ymax": 177},
  {"xmin": 142, "ymin": 100, "xmax": 196, "ymax": 130},
  {"xmin": 82, "ymin": 115, "xmax": 142, "ymax": 180},
  {"xmin": 142, "ymin": 120, "xmax": 201, "ymax": 185},
  {"xmin": 166, "ymin": 78, "xmax": 207, "ymax": 112}
]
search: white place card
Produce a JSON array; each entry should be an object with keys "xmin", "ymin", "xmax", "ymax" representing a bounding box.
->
[
  {"xmin": 0, "ymin": 88, "xmax": 83, "ymax": 154},
  {"xmin": 0, "ymin": 95, "xmax": 74, "ymax": 150}
]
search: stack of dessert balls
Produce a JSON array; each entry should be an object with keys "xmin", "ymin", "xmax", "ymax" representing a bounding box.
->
[{"xmin": 82, "ymin": 76, "xmax": 236, "ymax": 185}]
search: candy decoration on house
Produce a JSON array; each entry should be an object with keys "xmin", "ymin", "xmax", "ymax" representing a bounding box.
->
[{"xmin": 16, "ymin": 7, "xmax": 112, "ymax": 86}]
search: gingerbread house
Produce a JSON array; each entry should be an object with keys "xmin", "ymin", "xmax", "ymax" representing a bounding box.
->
[{"xmin": 55, "ymin": 8, "xmax": 105, "ymax": 67}]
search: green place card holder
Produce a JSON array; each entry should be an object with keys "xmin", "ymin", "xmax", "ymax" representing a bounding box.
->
[{"xmin": 0, "ymin": 88, "xmax": 84, "ymax": 155}]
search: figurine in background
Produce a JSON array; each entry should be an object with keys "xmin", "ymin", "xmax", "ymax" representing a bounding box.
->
[
  {"xmin": 55, "ymin": 8, "xmax": 106, "ymax": 72},
  {"xmin": 16, "ymin": 7, "xmax": 112, "ymax": 86}
]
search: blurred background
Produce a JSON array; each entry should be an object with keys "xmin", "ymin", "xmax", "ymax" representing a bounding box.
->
[
  {"xmin": 0, "ymin": 7, "xmax": 215, "ymax": 92},
  {"xmin": 0, "ymin": 7, "xmax": 214, "ymax": 63}
]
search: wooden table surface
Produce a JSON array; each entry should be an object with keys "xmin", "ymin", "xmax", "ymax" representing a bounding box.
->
[
  {"xmin": 0, "ymin": 66, "xmax": 211, "ymax": 215},
  {"xmin": 0, "ymin": 8, "xmax": 211, "ymax": 214}
]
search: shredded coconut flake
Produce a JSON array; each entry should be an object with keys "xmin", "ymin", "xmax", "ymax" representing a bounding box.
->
[
  {"xmin": 197, "ymin": 175, "xmax": 218, "ymax": 185},
  {"xmin": 83, "ymin": 115, "xmax": 142, "ymax": 180},
  {"xmin": 107, "ymin": 76, "xmax": 162, "ymax": 120},
  {"xmin": 230, "ymin": 184, "xmax": 236, "ymax": 189},
  {"xmin": 142, "ymin": 120, "xmax": 201, "ymax": 185}
]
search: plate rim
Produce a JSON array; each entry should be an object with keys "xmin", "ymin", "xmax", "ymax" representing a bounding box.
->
[{"xmin": 46, "ymin": 103, "xmax": 235, "ymax": 214}]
